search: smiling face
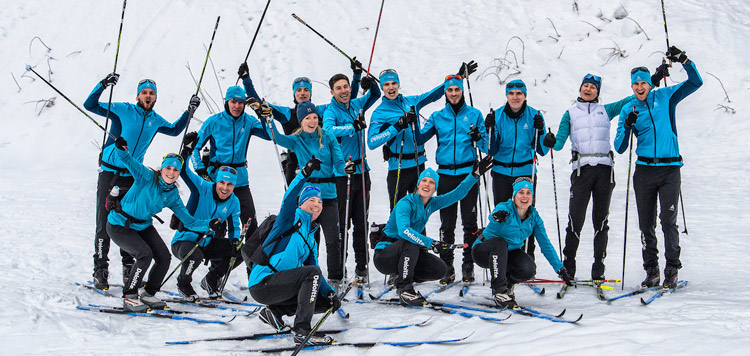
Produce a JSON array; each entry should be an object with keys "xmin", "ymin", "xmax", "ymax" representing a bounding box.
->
[
  {"xmin": 383, "ymin": 81, "xmax": 399, "ymax": 100},
  {"xmin": 227, "ymin": 99, "xmax": 245, "ymax": 118},
  {"xmin": 215, "ymin": 180, "xmax": 235, "ymax": 200},
  {"xmin": 160, "ymin": 166, "xmax": 180, "ymax": 184},
  {"xmin": 446, "ymin": 86, "xmax": 463, "ymax": 105},
  {"xmin": 136, "ymin": 89, "xmax": 157, "ymax": 111},
  {"xmin": 295, "ymin": 87, "xmax": 311, "ymax": 103},
  {"xmin": 330, "ymin": 79, "xmax": 351, "ymax": 106},
  {"xmin": 513, "ymin": 187, "xmax": 533, "ymax": 211},
  {"xmin": 299, "ymin": 196, "xmax": 323, "ymax": 221},
  {"xmin": 632, "ymin": 81, "xmax": 651, "ymax": 101},
  {"xmin": 579, "ymin": 83, "xmax": 599, "ymax": 101},
  {"xmin": 417, "ymin": 176, "xmax": 437, "ymax": 199},
  {"xmin": 300, "ymin": 114, "xmax": 318, "ymax": 133},
  {"xmin": 506, "ymin": 90, "xmax": 526, "ymax": 112}
]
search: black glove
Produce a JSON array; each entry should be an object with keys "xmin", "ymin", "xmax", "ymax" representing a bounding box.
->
[
  {"xmin": 492, "ymin": 210, "xmax": 510, "ymax": 223},
  {"xmin": 468, "ymin": 124, "xmax": 482, "ymax": 142},
  {"xmin": 183, "ymin": 131, "xmax": 199, "ymax": 152},
  {"xmin": 231, "ymin": 238, "xmax": 241, "ymax": 250},
  {"xmin": 188, "ymin": 94, "xmax": 201, "ymax": 114},
  {"xmin": 666, "ymin": 46, "xmax": 688, "ymax": 64},
  {"xmin": 484, "ymin": 109, "xmax": 496, "ymax": 129},
  {"xmin": 394, "ymin": 115, "xmax": 410, "ymax": 131},
  {"xmin": 209, "ymin": 218, "xmax": 222, "ymax": 231},
  {"xmin": 557, "ymin": 266, "xmax": 574, "ymax": 286},
  {"xmin": 650, "ymin": 62, "xmax": 670, "ymax": 88},
  {"xmin": 100, "ymin": 73, "xmax": 119, "ymax": 88},
  {"xmin": 457, "ymin": 60, "xmax": 478, "ymax": 78},
  {"xmin": 431, "ymin": 241, "xmax": 451, "ymax": 254},
  {"xmin": 625, "ymin": 109, "xmax": 638, "ymax": 128},
  {"xmin": 196, "ymin": 168, "xmax": 211, "ymax": 181},
  {"xmin": 360, "ymin": 76, "xmax": 375, "ymax": 91},
  {"xmin": 352, "ymin": 114, "xmax": 367, "ymax": 132},
  {"xmin": 533, "ymin": 113, "xmax": 544, "ymax": 131},
  {"xmin": 350, "ymin": 57, "xmax": 363, "ymax": 76},
  {"xmin": 344, "ymin": 159, "xmax": 356, "ymax": 175},
  {"xmin": 301, "ymin": 156, "xmax": 322, "ymax": 178},
  {"xmin": 542, "ymin": 131, "xmax": 556, "ymax": 148},
  {"xmin": 237, "ymin": 62, "xmax": 249, "ymax": 80},
  {"xmin": 115, "ymin": 136, "xmax": 128, "ymax": 150},
  {"xmin": 472, "ymin": 156, "xmax": 494, "ymax": 178},
  {"xmin": 327, "ymin": 292, "xmax": 341, "ymax": 311}
]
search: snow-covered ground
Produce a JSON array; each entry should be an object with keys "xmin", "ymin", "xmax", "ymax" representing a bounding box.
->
[{"xmin": 1, "ymin": 0, "xmax": 749, "ymax": 354}]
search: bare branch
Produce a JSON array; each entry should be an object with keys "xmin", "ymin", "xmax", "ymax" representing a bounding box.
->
[
  {"xmin": 624, "ymin": 16, "xmax": 650, "ymax": 40},
  {"xmin": 505, "ymin": 36, "xmax": 526, "ymax": 64},
  {"xmin": 558, "ymin": 46, "xmax": 565, "ymax": 59},
  {"xmin": 705, "ymin": 72, "xmax": 731, "ymax": 102},
  {"xmin": 600, "ymin": 41, "xmax": 627, "ymax": 65},
  {"xmin": 546, "ymin": 18, "xmax": 561, "ymax": 37},
  {"xmin": 66, "ymin": 51, "xmax": 82, "ymax": 57},
  {"xmin": 29, "ymin": 36, "xmax": 52, "ymax": 57},
  {"xmin": 46, "ymin": 56, "xmax": 57, "ymax": 82},
  {"xmin": 504, "ymin": 50, "xmax": 519, "ymax": 68},
  {"xmin": 580, "ymin": 20, "xmax": 601, "ymax": 32},
  {"xmin": 25, "ymin": 97, "xmax": 56, "ymax": 116},
  {"xmin": 714, "ymin": 104, "xmax": 735, "ymax": 114},
  {"xmin": 572, "ymin": 1, "xmax": 579, "ymax": 15},
  {"xmin": 11, "ymin": 72, "xmax": 22, "ymax": 92}
]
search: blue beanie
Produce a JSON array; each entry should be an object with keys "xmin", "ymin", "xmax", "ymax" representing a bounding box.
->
[
  {"xmin": 298, "ymin": 185, "xmax": 322, "ymax": 206},
  {"xmin": 225, "ymin": 86, "xmax": 246, "ymax": 101},
  {"xmin": 161, "ymin": 154, "xmax": 183, "ymax": 171},
  {"xmin": 215, "ymin": 167, "xmax": 237, "ymax": 186},
  {"xmin": 512, "ymin": 179, "xmax": 534, "ymax": 199},
  {"xmin": 580, "ymin": 73, "xmax": 602, "ymax": 93},
  {"xmin": 417, "ymin": 168, "xmax": 440, "ymax": 190},
  {"xmin": 296, "ymin": 101, "xmax": 318, "ymax": 123},
  {"xmin": 505, "ymin": 79, "xmax": 527, "ymax": 96},
  {"xmin": 444, "ymin": 75, "xmax": 464, "ymax": 93},
  {"xmin": 292, "ymin": 77, "xmax": 312, "ymax": 96},
  {"xmin": 379, "ymin": 70, "xmax": 400, "ymax": 88},
  {"xmin": 137, "ymin": 80, "xmax": 157, "ymax": 96},
  {"xmin": 630, "ymin": 68, "xmax": 652, "ymax": 86}
]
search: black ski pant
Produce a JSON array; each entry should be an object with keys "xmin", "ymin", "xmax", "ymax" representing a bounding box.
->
[
  {"xmin": 336, "ymin": 173, "xmax": 370, "ymax": 273},
  {"xmin": 472, "ymin": 237, "xmax": 536, "ymax": 294},
  {"xmin": 94, "ymin": 171, "xmax": 134, "ymax": 272},
  {"xmin": 492, "ymin": 172, "xmax": 538, "ymax": 259},
  {"xmin": 562, "ymin": 165, "xmax": 615, "ymax": 277},
  {"xmin": 248, "ymin": 265, "xmax": 330, "ymax": 333},
  {"xmin": 314, "ymin": 198, "xmax": 343, "ymax": 281},
  {"xmin": 171, "ymin": 237, "xmax": 238, "ymax": 290},
  {"xmin": 386, "ymin": 164, "xmax": 426, "ymax": 211},
  {"xmin": 234, "ymin": 185, "xmax": 259, "ymax": 241},
  {"xmin": 633, "ymin": 165, "xmax": 682, "ymax": 270},
  {"xmin": 106, "ymin": 223, "xmax": 170, "ymax": 296},
  {"xmin": 373, "ymin": 239, "xmax": 447, "ymax": 291},
  {"xmin": 283, "ymin": 150, "xmax": 298, "ymax": 185},
  {"xmin": 437, "ymin": 173, "xmax": 479, "ymax": 268}
]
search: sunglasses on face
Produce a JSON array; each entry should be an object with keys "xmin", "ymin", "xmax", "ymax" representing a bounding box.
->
[
  {"xmin": 163, "ymin": 152, "xmax": 184, "ymax": 165},
  {"xmin": 445, "ymin": 74, "xmax": 462, "ymax": 80},
  {"xmin": 139, "ymin": 79, "xmax": 156, "ymax": 86},
  {"xmin": 630, "ymin": 67, "xmax": 649, "ymax": 75},
  {"xmin": 218, "ymin": 166, "xmax": 237, "ymax": 174}
]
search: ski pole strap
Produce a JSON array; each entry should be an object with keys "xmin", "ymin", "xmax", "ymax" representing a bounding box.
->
[
  {"xmin": 438, "ymin": 161, "xmax": 475, "ymax": 170},
  {"xmin": 492, "ymin": 158, "xmax": 533, "ymax": 168},
  {"xmin": 637, "ymin": 155, "xmax": 682, "ymax": 165},
  {"xmin": 208, "ymin": 161, "xmax": 247, "ymax": 169},
  {"xmin": 383, "ymin": 146, "xmax": 425, "ymax": 160},
  {"xmin": 307, "ymin": 176, "xmax": 337, "ymax": 184}
]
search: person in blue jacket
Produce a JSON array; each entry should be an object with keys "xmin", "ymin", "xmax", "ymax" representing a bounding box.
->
[
  {"xmin": 614, "ymin": 46, "xmax": 702, "ymax": 289},
  {"xmin": 106, "ymin": 137, "xmax": 215, "ymax": 312},
  {"xmin": 323, "ymin": 73, "xmax": 380, "ymax": 282},
  {"xmin": 246, "ymin": 158, "xmax": 341, "ymax": 347},
  {"xmin": 485, "ymin": 79, "xmax": 549, "ymax": 259},
  {"xmin": 169, "ymin": 133, "xmax": 243, "ymax": 301},
  {"xmin": 190, "ymin": 86, "xmax": 272, "ymax": 255},
  {"xmin": 473, "ymin": 178, "xmax": 572, "ymax": 308},
  {"xmin": 373, "ymin": 157, "xmax": 493, "ymax": 306},
  {"xmin": 237, "ymin": 60, "xmax": 361, "ymax": 184},
  {"xmin": 542, "ymin": 74, "xmax": 635, "ymax": 281},
  {"xmin": 84, "ymin": 74, "xmax": 198, "ymax": 290},
  {"xmin": 419, "ymin": 74, "xmax": 488, "ymax": 284},
  {"xmin": 266, "ymin": 101, "xmax": 346, "ymax": 285}
]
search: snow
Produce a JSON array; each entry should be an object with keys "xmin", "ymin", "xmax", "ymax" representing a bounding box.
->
[{"xmin": 1, "ymin": 0, "xmax": 749, "ymax": 354}]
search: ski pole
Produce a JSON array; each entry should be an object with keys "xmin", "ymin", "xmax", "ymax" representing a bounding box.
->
[
  {"xmin": 218, "ymin": 218, "xmax": 252, "ymax": 294},
  {"xmin": 265, "ymin": 116, "xmax": 289, "ymax": 190},
  {"xmin": 679, "ymin": 190, "xmax": 688, "ymax": 234},
  {"xmin": 549, "ymin": 128, "xmax": 563, "ymax": 260},
  {"xmin": 179, "ymin": 16, "xmax": 221, "ymax": 154},
  {"xmin": 235, "ymin": 0, "xmax": 272, "ymax": 84},
  {"xmin": 342, "ymin": 158, "xmax": 352, "ymax": 281},
  {"xmin": 392, "ymin": 133, "xmax": 405, "ymax": 208},
  {"xmin": 365, "ymin": 0, "xmax": 386, "ymax": 75},
  {"xmin": 622, "ymin": 126, "xmax": 635, "ymax": 290},
  {"xmin": 100, "ymin": 0, "xmax": 127, "ymax": 155},
  {"xmin": 291, "ymin": 13, "xmax": 355, "ymax": 63},
  {"xmin": 464, "ymin": 73, "xmax": 493, "ymax": 223},
  {"xmin": 161, "ymin": 235, "xmax": 206, "ymax": 289},
  {"xmin": 357, "ymin": 122, "xmax": 371, "ymax": 285},
  {"xmin": 25, "ymin": 65, "xmax": 115, "ymax": 140}
]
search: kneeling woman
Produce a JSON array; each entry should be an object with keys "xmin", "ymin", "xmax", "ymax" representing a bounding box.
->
[
  {"xmin": 107, "ymin": 137, "xmax": 214, "ymax": 312},
  {"xmin": 373, "ymin": 157, "xmax": 492, "ymax": 306},
  {"xmin": 246, "ymin": 158, "xmax": 341, "ymax": 347},
  {"xmin": 472, "ymin": 178, "xmax": 572, "ymax": 308}
]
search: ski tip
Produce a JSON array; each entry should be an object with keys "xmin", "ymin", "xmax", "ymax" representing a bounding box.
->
[
  {"xmin": 640, "ymin": 297, "xmax": 648, "ymax": 305},
  {"xmin": 539, "ymin": 288, "xmax": 546, "ymax": 295},
  {"xmin": 557, "ymin": 309, "xmax": 566, "ymax": 318},
  {"xmin": 572, "ymin": 314, "xmax": 584, "ymax": 323}
]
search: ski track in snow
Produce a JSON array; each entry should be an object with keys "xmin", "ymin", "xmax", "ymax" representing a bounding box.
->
[{"xmin": 1, "ymin": 0, "xmax": 750, "ymax": 354}]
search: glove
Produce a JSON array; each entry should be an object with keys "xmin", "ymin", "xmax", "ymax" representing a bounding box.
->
[
  {"xmin": 457, "ymin": 60, "xmax": 478, "ymax": 78},
  {"xmin": 246, "ymin": 97, "xmax": 263, "ymax": 117},
  {"xmin": 301, "ymin": 155, "xmax": 322, "ymax": 178},
  {"xmin": 259, "ymin": 101, "xmax": 273, "ymax": 118},
  {"xmin": 542, "ymin": 131, "xmax": 556, "ymax": 148},
  {"xmin": 352, "ymin": 114, "xmax": 367, "ymax": 132},
  {"xmin": 484, "ymin": 109, "xmax": 495, "ymax": 129},
  {"xmin": 468, "ymin": 124, "xmax": 482, "ymax": 142},
  {"xmin": 557, "ymin": 266, "xmax": 574, "ymax": 286},
  {"xmin": 360, "ymin": 76, "xmax": 375, "ymax": 91},
  {"xmin": 472, "ymin": 155, "xmax": 493, "ymax": 178},
  {"xmin": 533, "ymin": 113, "xmax": 544, "ymax": 131},
  {"xmin": 327, "ymin": 292, "xmax": 341, "ymax": 311},
  {"xmin": 209, "ymin": 218, "xmax": 222, "ymax": 231},
  {"xmin": 431, "ymin": 241, "xmax": 451, "ymax": 254},
  {"xmin": 183, "ymin": 131, "xmax": 199, "ymax": 153},
  {"xmin": 188, "ymin": 94, "xmax": 201, "ymax": 114},
  {"xmin": 666, "ymin": 46, "xmax": 688, "ymax": 64},
  {"xmin": 625, "ymin": 109, "xmax": 638, "ymax": 128},
  {"xmin": 492, "ymin": 210, "xmax": 510, "ymax": 223},
  {"xmin": 237, "ymin": 62, "xmax": 249, "ymax": 80},
  {"xmin": 100, "ymin": 73, "xmax": 119, "ymax": 88},
  {"xmin": 196, "ymin": 168, "xmax": 211, "ymax": 181},
  {"xmin": 231, "ymin": 238, "xmax": 241, "ymax": 251},
  {"xmin": 344, "ymin": 158, "xmax": 356, "ymax": 175},
  {"xmin": 115, "ymin": 137, "xmax": 128, "ymax": 151},
  {"xmin": 394, "ymin": 115, "xmax": 410, "ymax": 131},
  {"xmin": 651, "ymin": 62, "xmax": 670, "ymax": 87},
  {"xmin": 350, "ymin": 57, "xmax": 363, "ymax": 75}
]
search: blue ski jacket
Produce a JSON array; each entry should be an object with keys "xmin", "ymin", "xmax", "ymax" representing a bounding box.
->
[
  {"xmin": 475, "ymin": 200, "xmax": 563, "ymax": 273},
  {"xmin": 247, "ymin": 173, "xmax": 334, "ymax": 296},
  {"xmin": 614, "ymin": 60, "xmax": 703, "ymax": 166},
  {"xmin": 368, "ymin": 84, "xmax": 444, "ymax": 170},
  {"xmin": 107, "ymin": 147, "xmax": 210, "ymax": 233},
  {"xmin": 378, "ymin": 175, "xmax": 479, "ymax": 249},
  {"xmin": 488, "ymin": 103, "xmax": 548, "ymax": 177},
  {"xmin": 84, "ymin": 83, "xmax": 190, "ymax": 176},
  {"xmin": 190, "ymin": 111, "xmax": 271, "ymax": 187},
  {"xmin": 420, "ymin": 102, "xmax": 488, "ymax": 176}
]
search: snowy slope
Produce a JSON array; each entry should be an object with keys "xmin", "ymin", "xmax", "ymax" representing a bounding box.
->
[{"xmin": 1, "ymin": 0, "xmax": 750, "ymax": 354}]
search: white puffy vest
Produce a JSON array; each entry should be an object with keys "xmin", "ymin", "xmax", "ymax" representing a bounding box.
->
[{"xmin": 568, "ymin": 101, "xmax": 613, "ymax": 170}]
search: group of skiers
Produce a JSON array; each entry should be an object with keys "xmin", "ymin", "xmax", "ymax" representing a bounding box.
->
[{"xmin": 85, "ymin": 44, "xmax": 701, "ymax": 346}]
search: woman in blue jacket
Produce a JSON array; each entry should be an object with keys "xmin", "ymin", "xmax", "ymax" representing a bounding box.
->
[
  {"xmin": 373, "ymin": 157, "xmax": 492, "ymax": 306},
  {"xmin": 106, "ymin": 137, "xmax": 213, "ymax": 312},
  {"xmin": 246, "ymin": 158, "xmax": 341, "ymax": 347},
  {"xmin": 266, "ymin": 101, "xmax": 347, "ymax": 285},
  {"xmin": 473, "ymin": 178, "xmax": 571, "ymax": 308}
]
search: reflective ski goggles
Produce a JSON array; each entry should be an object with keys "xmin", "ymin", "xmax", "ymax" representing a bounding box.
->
[
  {"xmin": 445, "ymin": 74, "xmax": 462, "ymax": 80},
  {"xmin": 630, "ymin": 67, "xmax": 649, "ymax": 75},
  {"xmin": 506, "ymin": 82, "xmax": 526, "ymax": 89},
  {"xmin": 293, "ymin": 77, "xmax": 311, "ymax": 85},
  {"xmin": 379, "ymin": 69, "xmax": 398, "ymax": 77},
  {"xmin": 139, "ymin": 79, "xmax": 157, "ymax": 86},
  {"xmin": 163, "ymin": 153, "xmax": 185, "ymax": 165},
  {"xmin": 218, "ymin": 166, "xmax": 237, "ymax": 175},
  {"xmin": 584, "ymin": 73, "xmax": 602, "ymax": 83}
]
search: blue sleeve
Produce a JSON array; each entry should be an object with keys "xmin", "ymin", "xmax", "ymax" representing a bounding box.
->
[
  {"xmin": 227, "ymin": 198, "xmax": 242, "ymax": 241},
  {"xmin": 115, "ymin": 147, "xmax": 153, "ymax": 182},
  {"xmin": 156, "ymin": 110, "xmax": 190, "ymax": 136},
  {"xmin": 431, "ymin": 175, "xmax": 479, "ymax": 210},
  {"xmin": 552, "ymin": 111, "xmax": 571, "ymax": 151},
  {"xmin": 242, "ymin": 76, "xmax": 261, "ymax": 102},
  {"xmin": 614, "ymin": 104, "xmax": 636, "ymax": 154},
  {"xmin": 535, "ymin": 112, "xmax": 549, "ymax": 156},
  {"xmin": 328, "ymin": 133, "xmax": 346, "ymax": 177},
  {"xmin": 350, "ymin": 70, "xmax": 361, "ymax": 99},
  {"xmin": 394, "ymin": 201, "xmax": 434, "ymax": 247},
  {"xmin": 269, "ymin": 104, "xmax": 292, "ymax": 124},
  {"xmin": 474, "ymin": 110, "xmax": 488, "ymax": 154},
  {"xmin": 250, "ymin": 117, "xmax": 272, "ymax": 141},
  {"xmin": 323, "ymin": 109, "xmax": 355, "ymax": 137},
  {"xmin": 666, "ymin": 60, "xmax": 703, "ymax": 121},
  {"xmin": 84, "ymin": 83, "xmax": 122, "ymax": 145},
  {"xmin": 414, "ymin": 84, "xmax": 445, "ymax": 112},
  {"xmin": 168, "ymin": 192, "xmax": 209, "ymax": 233},
  {"xmin": 531, "ymin": 211, "xmax": 563, "ymax": 272},
  {"xmin": 367, "ymin": 112, "xmax": 399, "ymax": 149},
  {"xmin": 269, "ymin": 173, "xmax": 308, "ymax": 238},
  {"xmin": 191, "ymin": 120, "xmax": 212, "ymax": 170},
  {"xmin": 360, "ymin": 84, "xmax": 381, "ymax": 112},
  {"xmin": 267, "ymin": 120, "xmax": 296, "ymax": 150},
  {"xmin": 179, "ymin": 156, "xmax": 204, "ymax": 207},
  {"xmin": 604, "ymin": 95, "xmax": 636, "ymax": 120},
  {"xmin": 417, "ymin": 113, "xmax": 437, "ymax": 145}
]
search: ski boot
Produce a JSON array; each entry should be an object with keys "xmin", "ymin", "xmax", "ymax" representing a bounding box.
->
[
  {"xmin": 663, "ymin": 266, "xmax": 679, "ymax": 289},
  {"xmin": 641, "ymin": 266, "xmax": 660, "ymax": 288},
  {"xmin": 93, "ymin": 269, "xmax": 109, "ymax": 290}
]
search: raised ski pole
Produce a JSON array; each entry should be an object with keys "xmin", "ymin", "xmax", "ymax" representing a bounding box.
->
[
  {"xmin": 100, "ymin": 0, "xmax": 127, "ymax": 154},
  {"xmin": 622, "ymin": 114, "xmax": 636, "ymax": 290},
  {"xmin": 263, "ymin": 114, "xmax": 289, "ymax": 190},
  {"xmin": 25, "ymin": 66, "xmax": 115, "ymax": 140},
  {"xmin": 179, "ymin": 16, "xmax": 221, "ymax": 154},
  {"xmin": 549, "ymin": 128, "xmax": 563, "ymax": 260},
  {"xmin": 291, "ymin": 13, "xmax": 354, "ymax": 62},
  {"xmin": 235, "ymin": 0, "xmax": 272, "ymax": 84},
  {"xmin": 218, "ymin": 218, "xmax": 252, "ymax": 294},
  {"xmin": 365, "ymin": 0, "xmax": 386, "ymax": 75}
]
